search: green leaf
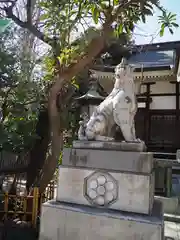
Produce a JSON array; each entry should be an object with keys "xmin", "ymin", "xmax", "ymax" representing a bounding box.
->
[
  {"xmin": 113, "ymin": 0, "xmax": 119, "ymax": 6},
  {"xmin": 141, "ymin": 15, "xmax": 146, "ymax": 23},
  {"xmin": 128, "ymin": 22, "xmax": 134, "ymax": 31},
  {"xmin": 145, "ymin": 2, "xmax": 153, "ymax": 10},
  {"xmin": 168, "ymin": 13, "xmax": 176, "ymax": 20},
  {"xmin": 124, "ymin": 24, "xmax": 130, "ymax": 35},
  {"xmin": 143, "ymin": 8, "xmax": 153, "ymax": 16},
  {"xmin": 0, "ymin": 19, "xmax": 12, "ymax": 34},
  {"xmin": 169, "ymin": 28, "xmax": 174, "ymax": 34},
  {"xmin": 160, "ymin": 23, "xmax": 165, "ymax": 37},
  {"xmin": 171, "ymin": 22, "xmax": 179, "ymax": 28},
  {"xmin": 39, "ymin": 13, "xmax": 49, "ymax": 21},
  {"xmin": 91, "ymin": 5, "xmax": 100, "ymax": 24},
  {"xmin": 117, "ymin": 24, "xmax": 123, "ymax": 35},
  {"xmin": 158, "ymin": 10, "xmax": 178, "ymax": 36},
  {"xmin": 71, "ymin": 77, "xmax": 79, "ymax": 89}
]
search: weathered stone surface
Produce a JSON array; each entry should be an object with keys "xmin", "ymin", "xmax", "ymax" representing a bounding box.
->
[
  {"xmin": 77, "ymin": 59, "xmax": 142, "ymax": 143},
  {"xmin": 73, "ymin": 140, "xmax": 146, "ymax": 152},
  {"xmin": 56, "ymin": 167, "xmax": 154, "ymax": 214},
  {"xmin": 63, "ymin": 148, "xmax": 153, "ymax": 173},
  {"xmin": 155, "ymin": 196, "xmax": 179, "ymax": 215},
  {"xmin": 39, "ymin": 200, "xmax": 164, "ymax": 240}
]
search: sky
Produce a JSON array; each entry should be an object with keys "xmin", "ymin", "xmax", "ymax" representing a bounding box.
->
[{"xmin": 134, "ymin": 0, "xmax": 180, "ymax": 44}]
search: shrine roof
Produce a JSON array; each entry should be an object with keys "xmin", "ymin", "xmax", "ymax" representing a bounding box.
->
[
  {"xmin": 132, "ymin": 40, "xmax": 180, "ymax": 51},
  {"xmin": 92, "ymin": 49, "xmax": 175, "ymax": 72},
  {"xmin": 92, "ymin": 40, "xmax": 180, "ymax": 73},
  {"xmin": 128, "ymin": 50, "xmax": 175, "ymax": 69}
]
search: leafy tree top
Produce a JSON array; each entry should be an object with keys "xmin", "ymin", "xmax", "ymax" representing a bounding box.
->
[{"xmin": 0, "ymin": 1, "xmax": 178, "ymax": 48}]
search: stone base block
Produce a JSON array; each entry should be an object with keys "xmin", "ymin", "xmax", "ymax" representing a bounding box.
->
[
  {"xmin": 73, "ymin": 140, "xmax": 146, "ymax": 152},
  {"xmin": 63, "ymin": 148, "xmax": 153, "ymax": 173},
  {"xmin": 57, "ymin": 167, "xmax": 155, "ymax": 214},
  {"xmin": 155, "ymin": 196, "xmax": 179, "ymax": 214},
  {"xmin": 39, "ymin": 200, "xmax": 164, "ymax": 240}
]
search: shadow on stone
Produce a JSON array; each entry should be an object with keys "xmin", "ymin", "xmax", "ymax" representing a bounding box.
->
[{"xmin": 1, "ymin": 219, "xmax": 38, "ymax": 240}]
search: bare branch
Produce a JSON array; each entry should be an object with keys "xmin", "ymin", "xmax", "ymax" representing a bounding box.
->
[
  {"xmin": 2, "ymin": 2, "xmax": 53, "ymax": 46},
  {"xmin": 26, "ymin": 0, "xmax": 32, "ymax": 23},
  {"xmin": 0, "ymin": 0, "xmax": 15, "ymax": 2}
]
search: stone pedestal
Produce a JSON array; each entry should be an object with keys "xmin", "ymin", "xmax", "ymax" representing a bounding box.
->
[
  {"xmin": 39, "ymin": 141, "xmax": 164, "ymax": 240},
  {"xmin": 40, "ymin": 200, "xmax": 164, "ymax": 240}
]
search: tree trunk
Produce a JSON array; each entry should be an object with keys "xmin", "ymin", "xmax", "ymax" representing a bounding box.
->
[
  {"xmin": 38, "ymin": 79, "xmax": 64, "ymax": 193},
  {"xmin": 38, "ymin": 23, "xmax": 113, "ymax": 193},
  {"xmin": 26, "ymin": 109, "xmax": 50, "ymax": 191}
]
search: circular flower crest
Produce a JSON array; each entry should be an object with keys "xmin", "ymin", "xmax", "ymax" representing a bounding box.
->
[{"xmin": 84, "ymin": 172, "xmax": 118, "ymax": 207}]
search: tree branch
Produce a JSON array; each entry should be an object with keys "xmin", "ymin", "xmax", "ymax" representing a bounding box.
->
[
  {"xmin": 61, "ymin": 0, "xmax": 134, "ymax": 81},
  {"xmin": 0, "ymin": 0, "xmax": 15, "ymax": 2},
  {"xmin": 3, "ymin": 4, "xmax": 53, "ymax": 46},
  {"xmin": 26, "ymin": 0, "xmax": 32, "ymax": 24}
]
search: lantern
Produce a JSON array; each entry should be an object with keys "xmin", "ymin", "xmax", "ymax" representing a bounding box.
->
[{"xmin": 76, "ymin": 76, "xmax": 105, "ymax": 118}]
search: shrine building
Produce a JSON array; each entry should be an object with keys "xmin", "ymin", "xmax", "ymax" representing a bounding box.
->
[{"xmin": 90, "ymin": 40, "xmax": 180, "ymax": 154}]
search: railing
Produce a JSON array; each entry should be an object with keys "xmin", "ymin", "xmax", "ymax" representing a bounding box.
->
[
  {"xmin": 42, "ymin": 181, "xmax": 57, "ymax": 202},
  {"xmin": 0, "ymin": 180, "xmax": 56, "ymax": 229},
  {"xmin": 0, "ymin": 188, "xmax": 39, "ymax": 227}
]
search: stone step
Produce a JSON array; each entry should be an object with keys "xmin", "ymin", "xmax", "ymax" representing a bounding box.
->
[{"xmin": 39, "ymin": 199, "xmax": 164, "ymax": 240}]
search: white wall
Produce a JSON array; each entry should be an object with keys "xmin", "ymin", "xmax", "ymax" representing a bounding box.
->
[
  {"xmin": 150, "ymin": 96, "xmax": 176, "ymax": 109},
  {"xmin": 150, "ymin": 80, "xmax": 175, "ymax": 109},
  {"xmin": 150, "ymin": 80, "xmax": 180, "ymax": 109},
  {"xmin": 136, "ymin": 80, "xmax": 176, "ymax": 110},
  {"xmin": 150, "ymin": 81, "xmax": 175, "ymax": 94},
  {"xmin": 97, "ymin": 72, "xmax": 177, "ymax": 110}
]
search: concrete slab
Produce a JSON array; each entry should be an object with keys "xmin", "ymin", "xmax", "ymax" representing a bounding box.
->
[{"xmin": 62, "ymin": 148, "xmax": 154, "ymax": 173}]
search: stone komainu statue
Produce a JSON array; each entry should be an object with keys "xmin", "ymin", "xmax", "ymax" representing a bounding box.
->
[{"xmin": 78, "ymin": 58, "xmax": 140, "ymax": 142}]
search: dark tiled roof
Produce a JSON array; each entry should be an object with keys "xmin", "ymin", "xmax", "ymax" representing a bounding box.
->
[
  {"xmin": 128, "ymin": 50, "xmax": 175, "ymax": 69},
  {"xmin": 132, "ymin": 40, "xmax": 180, "ymax": 51}
]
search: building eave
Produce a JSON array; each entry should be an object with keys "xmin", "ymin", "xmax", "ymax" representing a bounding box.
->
[
  {"xmin": 92, "ymin": 65, "xmax": 173, "ymax": 73},
  {"xmin": 91, "ymin": 69, "xmax": 175, "ymax": 80}
]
